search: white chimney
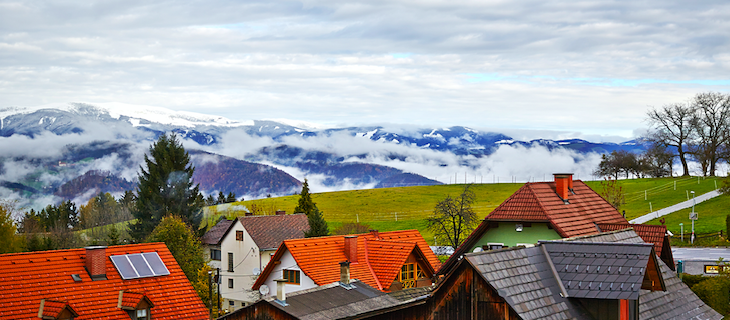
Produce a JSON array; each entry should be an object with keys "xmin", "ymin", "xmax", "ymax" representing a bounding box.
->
[{"xmin": 275, "ymin": 279, "xmax": 287, "ymax": 302}]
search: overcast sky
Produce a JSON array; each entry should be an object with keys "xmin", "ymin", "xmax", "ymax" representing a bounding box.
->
[{"xmin": 2, "ymin": 0, "xmax": 729, "ymax": 141}]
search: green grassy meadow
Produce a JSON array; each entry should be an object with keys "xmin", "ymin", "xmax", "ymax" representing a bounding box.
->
[{"xmin": 204, "ymin": 176, "xmax": 728, "ymax": 245}]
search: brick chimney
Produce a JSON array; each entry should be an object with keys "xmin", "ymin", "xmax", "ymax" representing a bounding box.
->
[
  {"xmin": 344, "ymin": 236, "xmax": 358, "ymax": 263},
  {"xmin": 340, "ymin": 261, "xmax": 351, "ymax": 285},
  {"xmin": 275, "ymin": 210, "xmax": 286, "ymax": 216},
  {"xmin": 553, "ymin": 173, "xmax": 573, "ymax": 201},
  {"xmin": 85, "ymin": 246, "xmax": 107, "ymax": 280}
]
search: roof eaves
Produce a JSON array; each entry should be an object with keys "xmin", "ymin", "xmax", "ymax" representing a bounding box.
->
[
  {"xmin": 252, "ymin": 242, "xmax": 290, "ymax": 290},
  {"xmin": 436, "ymin": 219, "xmax": 491, "ymax": 275}
]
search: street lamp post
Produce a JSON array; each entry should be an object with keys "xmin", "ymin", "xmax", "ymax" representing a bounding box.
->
[{"xmin": 691, "ymin": 191, "xmax": 696, "ymax": 244}]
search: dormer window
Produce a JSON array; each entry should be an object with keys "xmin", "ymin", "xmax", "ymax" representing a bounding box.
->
[{"xmin": 117, "ymin": 290, "xmax": 153, "ymax": 320}]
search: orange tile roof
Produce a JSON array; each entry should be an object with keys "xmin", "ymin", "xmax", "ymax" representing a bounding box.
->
[
  {"xmin": 0, "ymin": 243, "xmax": 209, "ymax": 320},
  {"xmin": 252, "ymin": 230, "xmax": 440, "ymax": 292},
  {"xmin": 597, "ymin": 223, "xmax": 667, "ymax": 254},
  {"xmin": 487, "ymin": 180, "xmax": 628, "ymax": 237}
]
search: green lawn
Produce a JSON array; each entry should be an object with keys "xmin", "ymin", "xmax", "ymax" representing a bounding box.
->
[
  {"xmin": 205, "ymin": 183, "xmax": 522, "ymax": 224},
  {"xmin": 584, "ymin": 176, "xmax": 722, "ymax": 220},
  {"xmin": 203, "ymin": 177, "xmax": 728, "ymax": 246}
]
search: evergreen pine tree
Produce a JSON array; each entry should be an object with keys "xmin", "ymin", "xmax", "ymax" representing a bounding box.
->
[
  {"xmin": 217, "ymin": 191, "xmax": 226, "ymax": 205},
  {"xmin": 226, "ymin": 192, "xmax": 237, "ymax": 203},
  {"xmin": 129, "ymin": 133, "xmax": 204, "ymax": 241},
  {"xmin": 294, "ymin": 179, "xmax": 316, "ymax": 215},
  {"xmin": 304, "ymin": 206, "xmax": 329, "ymax": 238}
]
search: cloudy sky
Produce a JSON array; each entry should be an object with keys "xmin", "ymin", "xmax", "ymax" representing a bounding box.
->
[{"xmin": 2, "ymin": 0, "xmax": 730, "ymax": 140}]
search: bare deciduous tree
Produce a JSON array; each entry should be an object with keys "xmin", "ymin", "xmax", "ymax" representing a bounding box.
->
[
  {"xmin": 646, "ymin": 103, "xmax": 695, "ymax": 176},
  {"xmin": 427, "ymin": 185, "xmax": 478, "ymax": 250}
]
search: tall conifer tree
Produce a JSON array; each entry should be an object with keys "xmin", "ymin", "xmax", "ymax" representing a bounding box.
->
[
  {"xmin": 304, "ymin": 206, "xmax": 329, "ymax": 237},
  {"xmin": 294, "ymin": 179, "xmax": 315, "ymax": 215},
  {"xmin": 129, "ymin": 133, "xmax": 204, "ymax": 241}
]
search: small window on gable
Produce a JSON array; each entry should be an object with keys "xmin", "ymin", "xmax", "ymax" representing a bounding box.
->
[
  {"xmin": 283, "ymin": 269, "xmax": 300, "ymax": 284},
  {"xmin": 136, "ymin": 309, "xmax": 148, "ymax": 320},
  {"xmin": 236, "ymin": 230, "xmax": 244, "ymax": 241}
]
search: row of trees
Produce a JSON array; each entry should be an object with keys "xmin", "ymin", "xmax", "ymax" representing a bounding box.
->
[
  {"xmin": 593, "ymin": 146, "xmax": 674, "ymax": 179},
  {"xmin": 646, "ymin": 91, "xmax": 730, "ymax": 177}
]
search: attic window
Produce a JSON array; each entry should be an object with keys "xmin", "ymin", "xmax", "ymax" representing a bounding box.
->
[
  {"xmin": 110, "ymin": 252, "xmax": 170, "ymax": 280},
  {"xmin": 236, "ymin": 231, "xmax": 244, "ymax": 241}
]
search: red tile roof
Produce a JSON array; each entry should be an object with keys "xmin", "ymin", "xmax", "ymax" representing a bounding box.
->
[
  {"xmin": 438, "ymin": 179, "xmax": 629, "ymax": 276},
  {"xmin": 0, "ymin": 243, "xmax": 209, "ymax": 320},
  {"xmin": 597, "ymin": 223, "xmax": 667, "ymax": 254},
  {"xmin": 252, "ymin": 230, "xmax": 440, "ymax": 292},
  {"xmin": 487, "ymin": 180, "xmax": 627, "ymax": 237}
]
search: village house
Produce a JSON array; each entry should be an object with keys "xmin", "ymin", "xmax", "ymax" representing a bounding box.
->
[
  {"xmin": 251, "ymin": 229, "xmax": 441, "ymax": 298},
  {"xmin": 0, "ymin": 243, "xmax": 209, "ymax": 320},
  {"xmin": 223, "ymin": 229, "xmax": 683, "ymax": 320},
  {"xmin": 439, "ymin": 173, "xmax": 630, "ymax": 276},
  {"xmin": 201, "ymin": 212, "xmax": 309, "ymax": 312}
]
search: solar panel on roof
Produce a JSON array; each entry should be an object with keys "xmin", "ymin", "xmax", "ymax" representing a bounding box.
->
[
  {"xmin": 110, "ymin": 252, "xmax": 170, "ymax": 280},
  {"xmin": 143, "ymin": 252, "xmax": 170, "ymax": 276}
]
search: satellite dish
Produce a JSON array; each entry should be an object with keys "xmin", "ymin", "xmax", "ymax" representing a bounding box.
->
[
  {"xmin": 259, "ymin": 284, "xmax": 270, "ymax": 295},
  {"xmin": 253, "ymin": 267, "xmax": 261, "ymax": 276},
  {"xmin": 473, "ymin": 247, "xmax": 483, "ymax": 253}
]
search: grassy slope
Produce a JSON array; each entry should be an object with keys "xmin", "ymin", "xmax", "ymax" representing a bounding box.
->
[
  {"xmin": 205, "ymin": 177, "xmax": 727, "ymax": 244},
  {"xmin": 583, "ymin": 176, "xmax": 722, "ymax": 220}
]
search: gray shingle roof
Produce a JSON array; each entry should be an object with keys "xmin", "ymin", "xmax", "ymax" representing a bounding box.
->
[
  {"xmin": 201, "ymin": 218, "xmax": 235, "ymax": 245},
  {"xmin": 543, "ymin": 241, "xmax": 652, "ymax": 300},
  {"xmin": 466, "ymin": 246, "xmax": 591, "ymax": 320},
  {"xmin": 562, "ymin": 229, "xmax": 723, "ymax": 320},
  {"xmin": 266, "ymin": 280, "xmax": 402, "ymax": 320}
]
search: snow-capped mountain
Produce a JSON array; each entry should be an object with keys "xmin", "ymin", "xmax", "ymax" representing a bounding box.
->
[{"xmin": 0, "ymin": 102, "xmax": 645, "ymax": 209}]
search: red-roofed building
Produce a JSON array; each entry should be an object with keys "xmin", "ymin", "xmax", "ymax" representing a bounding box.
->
[
  {"xmin": 201, "ymin": 213, "xmax": 310, "ymax": 311},
  {"xmin": 597, "ymin": 223, "xmax": 676, "ymax": 270},
  {"xmin": 252, "ymin": 229, "xmax": 441, "ymax": 297},
  {"xmin": 438, "ymin": 173, "xmax": 630, "ymax": 275},
  {"xmin": 0, "ymin": 243, "xmax": 208, "ymax": 320}
]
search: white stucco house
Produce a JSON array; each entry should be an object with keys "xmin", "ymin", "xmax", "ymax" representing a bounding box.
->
[{"xmin": 201, "ymin": 212, "xmax": 309, "ymax": 312}]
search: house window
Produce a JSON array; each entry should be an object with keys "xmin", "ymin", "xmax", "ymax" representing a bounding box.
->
[
  {"xmin": 397, "ymin": 263, "xmax": 425, "ymax": 289},
  {"xmin": 229, "ymin": 300, "xmax": 235, "ymax": 306},
  {"xmin": 228, "ymin": 278, "xmax": 234, "ymax": 288},
  {"xmin": 127, "ymin": 309, "xmax": 149, "ymax": 320},
  {"xmin": 283, "ymin": 269, "xmax": 300, "ymax": 284},
  {"xmin": 228, "ymin": 252, "xmax": 234, "ymax": 272},
  {"xmin": 236, "ymin": 230, "xmax": 244, "ymax": 241},
  {"xmin": 136, "ymin": 309, "xmax": 148, "ymax": 320},
  {"xmin": 210, "ymin": 249, "xmax": 221, "ymax": 261}
]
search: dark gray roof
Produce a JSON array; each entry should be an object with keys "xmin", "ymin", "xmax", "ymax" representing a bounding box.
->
[
  {"xmin": 563, "ymin": 229, "xmax": 723, "ymax": 320},
  {"xmin": 201, "ymin": 218, "xmax": 235, "ymax": 245},
  {"xmin": 465, "ymin": 246, "xmax": 591, "ymax": 320},
  {"xmin": 387, "ymin": 284, "xmax": 435, "ymax": 302},
  {"xmin": 542, "ymin": 241, "xmax": 652, "ymax": 300},
  {"xmin": 237, "ymin": 214, "xmax": 309, "ymax": 250},
  {"xmin": 266, "ymin": 280, "xmax": 402, "ymax": 320}
]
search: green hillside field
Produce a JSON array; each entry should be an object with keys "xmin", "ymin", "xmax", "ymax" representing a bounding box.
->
[{"xmin": 205, "ymin": 176, "xmax": 727, "ymax": 245}]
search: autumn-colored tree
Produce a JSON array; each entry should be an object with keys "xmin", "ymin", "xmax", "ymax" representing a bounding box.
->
[
  {"xmin": 147, "ymin": 216, "xmax": 206, "ymax": 284},
  {"xmin": 599, "ymin": 177, "xmax": 625, "ymax": 212},
  {"xmin": 333, "ymin": 222, "xmax": 370, "ymax": 235},
  {"xmin": 0, "ymin": 200, "xmax": 24, "ymax": 254}
]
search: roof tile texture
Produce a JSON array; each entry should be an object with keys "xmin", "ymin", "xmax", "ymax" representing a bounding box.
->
[
  {"xmin": 254, "ymin": 230, "xmax": 440, "ymax": 292},
  {"xmin": 597, "ymin": 223, "xmax": 667, "ymax": 254},
  {"xmin": 201, "ymin": 218, "xmax": 235, "ymax": 245},
  {"xmin": 0, "ymin": 243, "xmax": 208, "ymax": 320},
  {"xmin": 488, "ymin": 180, "xmax": 628, "ymax": 237},
  {"xmin": 237, "ymin": 214, "xmax": 309, "ymax": 250}
]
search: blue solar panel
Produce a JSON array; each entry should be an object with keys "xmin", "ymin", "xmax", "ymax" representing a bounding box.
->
[
  {"xmin": 110, "ymin": 255, "xmax": 138, "ymax": 280},
  {"xmin": 128, "ymin": 254, "xmax": 154, "ymax": 277},
  {"xmin": 143, "ymin": 252, "xmax": 170, "ymax": 276},
  {"xmin": 111, "ymin": 252, "xmax": 170, "ymax": 280}
]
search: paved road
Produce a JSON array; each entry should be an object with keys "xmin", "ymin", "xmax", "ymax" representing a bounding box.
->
[
  {"xmin": 672, "ymin": 247, "xmax": 730, "ymax": 261},
  {"xmin": 629, "ymin": 190, "xmax": 721, "ymax": 224}
]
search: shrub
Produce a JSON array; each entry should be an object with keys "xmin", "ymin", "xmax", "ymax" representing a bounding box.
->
[{"xmin": 691, "ymin": 277, "xmax": 730, "ymax": 316}]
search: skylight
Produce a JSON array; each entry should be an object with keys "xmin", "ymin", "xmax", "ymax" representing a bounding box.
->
[{"xmin": 110, "ymin": 252, "xmax": 170, "ymax": 280}]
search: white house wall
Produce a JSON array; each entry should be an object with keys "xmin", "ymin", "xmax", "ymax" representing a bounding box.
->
[
  {"xmin": 260, "ymin": 249, "xmax": 317, "ymax": 298},
  {"xmin": 220, "ymin": 221, "xmax": 261, "ymax": 306}
]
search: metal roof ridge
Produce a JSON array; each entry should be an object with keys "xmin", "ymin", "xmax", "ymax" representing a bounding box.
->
[
  {"xmin": 540, "ymin": 240, "xmax": 654, "ymax": 247},
  {"xmin": 540, "ymin": 243, "xmax": 569, "ymax": 298}
]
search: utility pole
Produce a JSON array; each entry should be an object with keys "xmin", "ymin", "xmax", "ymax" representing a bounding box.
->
[{"xmin": 690, "ymin": 191, "xmax": 696, "ymax": 244}]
